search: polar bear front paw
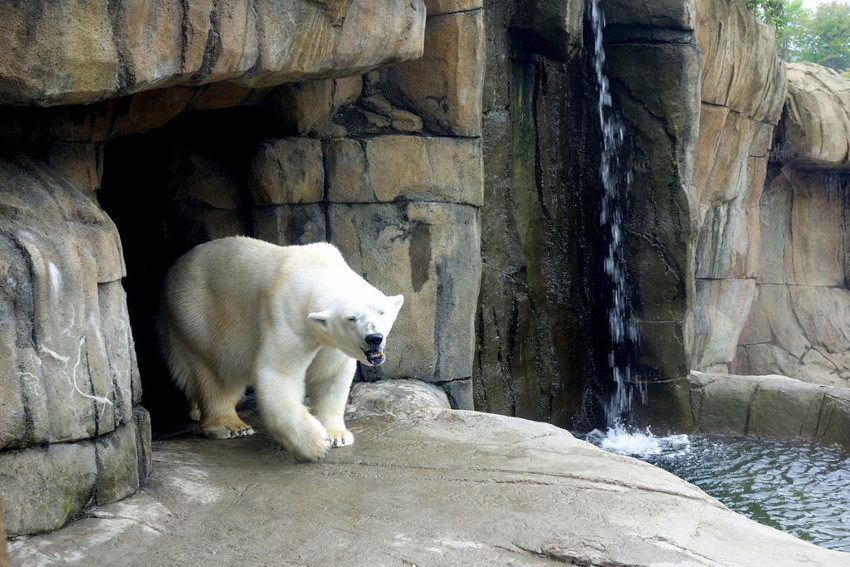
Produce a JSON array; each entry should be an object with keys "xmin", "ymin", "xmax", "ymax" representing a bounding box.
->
[
  {"xmin": 292, "ymin": 430, "xmax": 333, "ymax": 462},
  {"xmin": 326, "ymin": 428, "xmax": 354, "ymax": 448}
]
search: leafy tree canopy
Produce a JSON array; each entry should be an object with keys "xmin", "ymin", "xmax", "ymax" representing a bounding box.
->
[{"xmin": 745, "ymin": 0, "xmax": 850, "ymax": 75}]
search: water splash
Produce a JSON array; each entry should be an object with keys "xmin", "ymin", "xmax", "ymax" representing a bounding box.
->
[
  {"xmin": 589, "ymin": 0, "xmax": 644, "ymax": 430},
  {"xmin": 585, "ymin": 427, "xmax": 690, "ymax": 458}
]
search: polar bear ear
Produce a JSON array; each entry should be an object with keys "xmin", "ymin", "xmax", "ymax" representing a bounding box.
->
[
  {"xmin": 307, "ymin": 310, "xmax": 331, "ymax": 327},
  {"xmin": 390, "ymin": 294, "xmax": 404, "ymax": 310}
]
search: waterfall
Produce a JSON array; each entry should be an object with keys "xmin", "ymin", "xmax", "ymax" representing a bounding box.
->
[{"xmin": 589, "ymin": 0, "xmax": 644, "ymax": 429}]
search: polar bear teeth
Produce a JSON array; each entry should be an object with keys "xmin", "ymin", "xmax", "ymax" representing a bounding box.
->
[{"xmin": 366, "ymin": 350, "xmax": 384, "ymax": 363}]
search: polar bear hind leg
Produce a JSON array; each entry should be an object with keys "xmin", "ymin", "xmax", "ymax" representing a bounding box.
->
[
  {"xmin": 197, "ymin": 384, "xmax": 255, "ymax": 439},
  {"xmin": 175, "ymin": 354, "xmax": 254, "ymax": 439}
]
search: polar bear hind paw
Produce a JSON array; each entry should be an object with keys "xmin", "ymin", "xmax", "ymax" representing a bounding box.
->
[{"xmin": 201, "ymin": 415, "xmax": 255, "ymax": 439}]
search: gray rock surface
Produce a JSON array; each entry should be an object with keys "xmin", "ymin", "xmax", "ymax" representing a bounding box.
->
[{"xmin": 8, "ymin": 381, "xmax": 850, "ymax": 566}]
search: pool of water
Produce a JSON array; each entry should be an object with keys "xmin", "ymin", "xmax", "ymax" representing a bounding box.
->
[{"xmin": 584, "ymin": 429, "xmax": 850, "ymax": 553}]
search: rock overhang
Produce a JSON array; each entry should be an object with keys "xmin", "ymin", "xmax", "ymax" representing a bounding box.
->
[{"xmin": 0, "ymin": 0, "xmax": 427, "ymax": 108}]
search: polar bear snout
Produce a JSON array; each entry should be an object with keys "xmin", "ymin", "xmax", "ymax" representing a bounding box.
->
[{"xmin": 365, "ymin": 333, "xmax": 383, "ymax": 347}]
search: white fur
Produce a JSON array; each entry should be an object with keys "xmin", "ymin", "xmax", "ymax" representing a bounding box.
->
[{"xmin": 158, "ymin": 237, "xmax": 403, "ymax": 461}]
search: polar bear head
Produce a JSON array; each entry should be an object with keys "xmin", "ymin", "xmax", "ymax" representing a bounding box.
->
[{"xmin": 307, "ymin": 292, "xmax": 404, "ymax": 366}]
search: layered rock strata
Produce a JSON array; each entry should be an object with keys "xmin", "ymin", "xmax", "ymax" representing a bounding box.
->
[
  {"xmin": 0, "ymin": 0, "xmax": 489, "ymax": 537},
  {"xmin": 0, "ymin": 0, "xmax": 425, "ymax": 107}
]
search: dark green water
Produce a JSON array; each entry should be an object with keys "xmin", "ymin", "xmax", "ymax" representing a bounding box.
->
[{"xmin": 585, "ymin": 430, "xmax": 850, "ymax": 552}]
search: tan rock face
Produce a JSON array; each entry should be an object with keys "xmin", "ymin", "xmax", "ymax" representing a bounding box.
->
[
  {"xmin": 696, "ymin": 0, "xmax": 786, "ymax": 121},
  {"xmin": 689, "ymin": 0, "xmax": 786, "ymax": 373},
  {"xmin": 734, "ymin": 171, "xmax": 850, "ymax": 387},
  {"xmin": 0, "ymin": 0, "xmax": 425, "ymax": 107},
  {"xmin": 730, "ymin": 64, "xmax": 850, "ymax": 387}
]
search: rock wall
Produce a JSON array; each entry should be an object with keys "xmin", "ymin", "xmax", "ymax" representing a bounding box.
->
[
  {"xmin": 0, "ymin": 0, "xmax": 425, "ymax": 106},
  {"xmin": 1, "ymin": 0, "xmax": 848, "ymax": 539},
  {"xmin": 475, "ymin": 0, "xmax": 699, "ymax": 428},
  {"xmin": 0, "ymin": 148, "xmax": 151, "ymax": 535},
  {"xmin": 689, "ymin": 0, "xmax": 787, "ymax": 374},
  {"xmin": 733, "ymin": 63, "xmax": 850, "ymax": 387}
]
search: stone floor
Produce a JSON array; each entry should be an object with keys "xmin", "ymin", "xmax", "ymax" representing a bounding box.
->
[{"xmin": 7, "ymin": 381, "xmax": 850, "ymax": 566}]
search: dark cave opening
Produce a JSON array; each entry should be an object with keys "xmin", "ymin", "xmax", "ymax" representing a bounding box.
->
[{"xmin": 97, "ymin": 106, "xmax": 285, "ymax": 434}]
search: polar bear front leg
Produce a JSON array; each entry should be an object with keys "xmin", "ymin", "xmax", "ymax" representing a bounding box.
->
[
  {"xmin": 254, "ymin": 367, "xmax": 332, "ymax": 461},
  {"xmin": 307, "ymin": 350, "xmax": 357, "ymax": 448}
]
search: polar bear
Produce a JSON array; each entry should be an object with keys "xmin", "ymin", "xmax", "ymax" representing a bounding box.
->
[{"xmin": 158, "ymin": 237, "xmax": 404, "ymax": 461}]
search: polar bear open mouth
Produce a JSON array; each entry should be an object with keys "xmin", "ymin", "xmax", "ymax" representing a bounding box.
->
[{"xmin": 364, "ymin": 349, "xmax": 385, "ymax": 366}]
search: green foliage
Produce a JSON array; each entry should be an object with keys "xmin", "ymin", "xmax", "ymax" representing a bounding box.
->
[
  {"xmin": 744, "ymin": 0, "xmax": 787, "ymax": 30},
  {"xmin": 744, "ymin": 0, "xmax": 850, "ymax": 73},
  {"xmin": 796, "ymin": 2, "xmax": 850, "ymax": 71}
]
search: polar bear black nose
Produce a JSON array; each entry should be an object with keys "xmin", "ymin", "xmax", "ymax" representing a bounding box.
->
[{"xmin": 365, "ymin": 333, "xmax": 383, "ymax": 347}]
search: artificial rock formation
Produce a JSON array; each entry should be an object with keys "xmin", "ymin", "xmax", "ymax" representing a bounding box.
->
[
  {"xmin": 689, "ymin": 0, "xmax": 787, "ymax": 373},
  {"xmin": 0, "ymin": 0, "xmax": 491, "ymax": 536},
  {"xmin": 0, "ymin": 0, "xmax": 426, "ymax": 107},
  {"xmin": 733, "ymin": 63, "xmax": 850, "ymax": 387},
  {"xmin": 9, "ymin": 380, "xmax": 850, "ymax": 567},
  {"xmin": 0, "ymin": 150, "xmax": 150, "ymax": 535},
  {"xmin": 475, "ymin": 0, "xmax": 699, "ymax": 427},
  {"xmin": 2, "ymin": 0, "xmax": 850, "ymax": 542}
]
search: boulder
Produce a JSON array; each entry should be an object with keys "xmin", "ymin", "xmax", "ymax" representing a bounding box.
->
[{"xmin": 689, "ymin": 371, "xmax": 850, "ymax": 450}]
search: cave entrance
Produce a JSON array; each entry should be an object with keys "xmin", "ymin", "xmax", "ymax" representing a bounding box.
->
[{"xmin": 98, "ymin": 105, "xmax": 287, "ymax": 434}]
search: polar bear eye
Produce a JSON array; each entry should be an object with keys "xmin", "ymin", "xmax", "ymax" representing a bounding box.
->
[{"xmin": 347, "ymin": 315, "xmax": 358, "ymax": 322}]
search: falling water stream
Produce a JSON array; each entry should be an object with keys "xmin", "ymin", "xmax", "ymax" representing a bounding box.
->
[
  {"xmin": 583, "ymin": 0, "xmax": 850, "ymax": 553},
  {"xmin": 589, "ymin": 0, "xmax": 643, "ymax": 429}
]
